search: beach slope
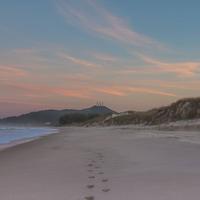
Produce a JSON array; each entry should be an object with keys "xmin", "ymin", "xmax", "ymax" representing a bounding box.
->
[{"xmin": 0, "ymin": 127, "xmax": 200, "ymax": 200}]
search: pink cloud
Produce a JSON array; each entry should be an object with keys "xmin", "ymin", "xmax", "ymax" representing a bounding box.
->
[
  {"xmin": 0, "ymin": 65, "xmax": 28, "ymax": 79},
  {"xmin": 95, "ymin": 87, "xmax": 126, "ymax": 96},
  {"xmin": 138, "ymin": 54, "xmax": 200, "ymax": 77},
  {"xmin": 118, "ymin": 54, "xmax": 200, "ymax": 77},
  {"xmin": 54, "ymin": 88, "xmax": 92, "ymax": 99},
  {"xmin": 144, "ymin": 80, "xmax": 200, "ymax": 91},
  {"xmin": 59, "ymin": 52, "xmax": 100, "ymax": 69},
  {"xmin": 95, "ymin": 85, "xmax": 177, "ymax": 97},
  {"xmin": 126, "ymin": 86, "xmax": 177, "ymax": 97},
  {"xmin": 2, "ymin": 82, "xmax": 92, "ymax": 100},
  {"xmin": 63, "ymin": 74, "xmax": 91, "ymax": 82},
  {"xmin": 0, "ymin": 97, "xmax": 47, "ymax": 107},
  {"xmin": 57, "ymin": 0, "xmax": 164, "ymax": 49}
]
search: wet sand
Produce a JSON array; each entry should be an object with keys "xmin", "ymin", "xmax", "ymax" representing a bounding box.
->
[{"xmin": 0, "ymin": 127, "xmax": 200, "ymax": 200}]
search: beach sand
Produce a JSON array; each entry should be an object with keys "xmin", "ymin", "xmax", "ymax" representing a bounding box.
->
[{"xmin": 0, "ymin": 127, "xmax": 200, "ymax": 200}]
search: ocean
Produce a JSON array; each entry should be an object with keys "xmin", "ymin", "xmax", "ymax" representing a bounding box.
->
[{"xmin": 0, "ymin": 126, "xmax": 57, "ymax": 145}]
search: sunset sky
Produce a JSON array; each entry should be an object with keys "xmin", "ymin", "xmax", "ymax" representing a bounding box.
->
[{"xmin": 1, "ymin": 0, "xmax": 200, "ymax": 117}]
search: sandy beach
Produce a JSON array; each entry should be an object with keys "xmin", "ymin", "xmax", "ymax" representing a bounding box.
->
[{"xmin": 0, "ymin": 127, "xmax": 200, "ymax": 200}]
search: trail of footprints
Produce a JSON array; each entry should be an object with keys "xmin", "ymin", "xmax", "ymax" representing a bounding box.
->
[{"xmin": 84, "ymin": 152, "xmax": 111, "ymax": 200}]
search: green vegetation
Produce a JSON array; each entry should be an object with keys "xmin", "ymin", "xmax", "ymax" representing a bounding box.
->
[
  {"xmin": 103, "ymin": 98, "xmax": 200, "ymax": 126},
  {"xmin": 0, "ymin": 105, "xmax": 115, "ymax": 126},
  {"xmin": 59, "ymin": 113, "xmax": 100, "ymax": 125}
]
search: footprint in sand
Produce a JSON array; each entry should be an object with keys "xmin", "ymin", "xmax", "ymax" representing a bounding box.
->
[
  {"xmin": 98, "ymin": 172, "xmax": 104, "ymax": 175},
  {"xmin": 102, "ymin": 179, "xmax": 108, "ymax": 183},
  {"xmin": 84, "ymin": 196, "xmax": 95, "ymax": 200},
  {"xmin": 102, "ymin": 188, "xmax": 111, "ymax": 193},
  {"xmin": 51, "ymin": 146, "xmax": 60, "ymax": 150},
  {"xmin": 88, "ymin": 169, "xmax": 93, "ymax": 173},
  {"xmin": 88, "ymin": 164, "xmax": 93, "ymax": 167},
  {"xmin": 87, "ymin": 184, "xmax": 95, "ymax": 189},
  {"xmin": 96, "ymin": 153, "xmax": 103, "ymax": 158},
  {"xmin": 88, "ymin": 176, "xmax": 95, "ymax": 179}
]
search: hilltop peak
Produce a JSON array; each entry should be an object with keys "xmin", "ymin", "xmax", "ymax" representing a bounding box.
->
[{"xmin": 0, "ymin": 105, "xmax": 116, "ymax": 126}]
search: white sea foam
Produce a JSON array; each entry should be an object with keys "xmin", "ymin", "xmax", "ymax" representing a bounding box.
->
[{"xmin": 0, "ymin": 126, "xmax": 58, "ymax": 145}]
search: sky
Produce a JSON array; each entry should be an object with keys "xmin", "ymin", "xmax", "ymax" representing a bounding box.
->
[{"xmin": 0, "ymin": 0, "xmax": 200, "ymax": 117}]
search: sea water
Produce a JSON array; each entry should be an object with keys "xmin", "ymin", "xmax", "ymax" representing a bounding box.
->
[{"xmin": 0, "ymin": 126, "xmax": 57, "ymax": 145}]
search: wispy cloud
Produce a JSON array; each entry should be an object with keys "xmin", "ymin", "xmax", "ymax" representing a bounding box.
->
[
  {"xmin": 126, "ymin": 86, "xmax": 177, "ymax": 97},
  {"xmin": 55, "ymin": 88, "xmax": 91, "ymax": 99},
  {"xmin": 95, "ymin": 87, "xmax": 126, "ymax": 96},
  {"xmin": 57, "ymin": 0, "xmax": 163, "ymax": 49},
  {"xmin": 118, "ymin": 54, "xmax": 200, "ymax": 77},
  {"xmin": 0, "ymin": 98, "xmax": 48, "ymax": 107},
  {"xmin": 138, "ymin": 54, "xmax": 200, "ymax": 77},
  {"xmin": 56, "ymin": 0, "xmax": 200, "ymax": 79},
  {"xmin": 0, "ymin": 64, "xmax": 28, "ymax": 79},
  {"xmin": 58, "ymin": 52, "xmax": 100, "ymax": 69},
  {"xmin": 115, "ymin": 79, "xmax": 200, "ymax": 92},
  {"xmin": 95, "ymin": 85, "xmax": 177, "ymax": 97},
  {"xmin": 1, "ymin": 82, "xmax": 92, "ymax": 100}
]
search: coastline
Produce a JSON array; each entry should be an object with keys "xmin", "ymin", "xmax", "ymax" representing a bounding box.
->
[
  {"xmin": 0, "ymin": 127, "xmax": 59, "ymax": 152},
  {"xmin": 0, "ymin": 124, "xmax": 200, "ymax": 152},
  {"xmin": 1, "ymin": 127, "xmax": 200, "ymax": 199}
]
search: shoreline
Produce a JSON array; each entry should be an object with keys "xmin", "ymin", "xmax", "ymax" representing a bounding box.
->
[
  {"xmin": 1, "ymin": 127, "xmax": 200, "ymax": 199},
  {"xmin": 1, "ymin": 124, "xmax": 200, "ymax": 152},
  {"xmin": 0, "ymin": 124, "xmax": 200, "ymax": 153},
  {"xmin": 0, "ymin": 127, "xmax": 59, "ymax": 152}
]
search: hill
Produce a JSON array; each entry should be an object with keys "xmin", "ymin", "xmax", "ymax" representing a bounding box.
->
[
  {"xmin": 0, "ymin": 106, "xmax": 116, "ymax": 126},
  {"xmin": 90, "ymin": 97, "xmax": 200, "ymax": 126},
  {"xmin": 2, "ymin": 97, "xmax": 200, "ymax": 127}
]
